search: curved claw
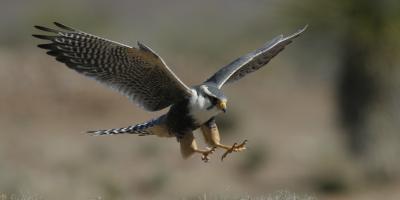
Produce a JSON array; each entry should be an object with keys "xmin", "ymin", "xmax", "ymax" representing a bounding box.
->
[
  {"xmin": 221, "ymin": 142, "xmax": 237, "ymax": 161},
  {"xmin": 234, "ymin": 140, "xmax": 247, "ymax": 152},
  {"xmin": 201, "ymin": 147, "xmax": 216, "ymax": 163},
  {"xmin": 221, "ymin": 140, "xmax": 248, "ymax": 161}
]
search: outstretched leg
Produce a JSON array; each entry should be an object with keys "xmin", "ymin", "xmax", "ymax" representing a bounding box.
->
[
  {"xmin": 200, "ymin": 118, "xmax": 247, "ymax": 161},
  {"xmin": 179, "ymin": 132, "xmax": 216, "ymax": 162}
]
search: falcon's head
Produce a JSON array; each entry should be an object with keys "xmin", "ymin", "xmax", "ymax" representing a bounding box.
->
[{"xmin": 199, "ymin": 85, "xmax": 227, "ymax": 113}]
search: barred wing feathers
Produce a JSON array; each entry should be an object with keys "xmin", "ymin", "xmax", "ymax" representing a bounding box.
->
[{"xmin": 33, "ymin": 22, "xmax": 192, "ymax": 111}]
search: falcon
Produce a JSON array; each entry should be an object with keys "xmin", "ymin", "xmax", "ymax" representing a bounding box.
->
[{"xmin": 33, "ymin": 22, "xmax": 306, "ymax": 162}]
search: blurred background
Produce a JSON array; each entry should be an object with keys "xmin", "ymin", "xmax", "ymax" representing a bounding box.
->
[{"xmin": 1, "ymin": 0, "xmax": 400, "ymax": 199}]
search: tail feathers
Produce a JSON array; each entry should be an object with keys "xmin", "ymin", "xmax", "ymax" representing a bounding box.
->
[{"xmin": 87, "ymin": 117, "xmax": 164, "ymax": 136}]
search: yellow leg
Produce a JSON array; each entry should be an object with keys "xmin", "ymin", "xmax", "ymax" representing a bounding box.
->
[
  {"xmin": 200, "ymin": 119, "xmax": 247, "ymax": 161},
  {"xmin": 179, "ymin": 132, "xmax": 216, "ymax": 162}
]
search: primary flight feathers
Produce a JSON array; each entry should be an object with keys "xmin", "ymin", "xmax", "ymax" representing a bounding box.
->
[
  {"xmin": 33, "ymin": 22, "xmax": 306, "ymax": 111},
  {"xmin": 33, "ymin": 22, "xmax": 192, "ymax": 111}
]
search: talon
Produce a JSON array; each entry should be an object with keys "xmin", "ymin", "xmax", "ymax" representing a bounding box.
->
[
  {"xmin": 221, "ymin": 140, "xmax": 248, "ymax": 161},
  {"xmin": 201, "ymin": 147, "xmax": 216, "ymax": 162},
  {"xmin": 234, "ymin": 140, "xmax": 247, "ymax": 152},
  {"xmin": 221, "ymin": 142, "xmax": 237, "ymax": 161}
]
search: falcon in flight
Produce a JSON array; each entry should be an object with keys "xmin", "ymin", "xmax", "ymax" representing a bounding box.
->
[{"xmin": 33, "ymin": 22, "xmax": 306, "ymax": 162}]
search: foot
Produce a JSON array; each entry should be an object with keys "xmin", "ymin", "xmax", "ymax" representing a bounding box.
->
[
  {"xmin": 221, "ymin": 140, "xmax": 247, "ymax": 161},
  {"xmin": 200, "ymin": 147, "xmax": 216, "ymax": 162}
]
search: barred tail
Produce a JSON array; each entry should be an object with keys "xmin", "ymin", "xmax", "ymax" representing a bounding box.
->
[{"xmin": 87, "ymin": 116, "xmax": 165, "ymax": 136}]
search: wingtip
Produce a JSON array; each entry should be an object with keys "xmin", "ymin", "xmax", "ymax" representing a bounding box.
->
[
  {"xmin": 32, "ymin": 34, "xmax": 54, "ymax": 40},
  {"xmin": 300, "ymin": 24, "xmax": 308, "ymax": 32},
  {"xmin": 293, "ymin": 25, "xmax": 308, "ymax": 35},
  {"xmin": 284, "ymin": 25, "xmax": 308, "ymax": 40},
  {"xmin": 46, "ymin": 50, "xmax": 60, "ymax": 56},
  {"xmin": 34, "ymin": 25, "xmax": 59, "ymax": 33},
  {"xmin": 53, "ymin": 22, "xmax": 75, "ymax": 31},
  {"xmin": 37, "ymin": 43, "xmax": 54, "ymax": 49},
  {"xmin": 53, "ymin": 22, "xmax": 62, "ymax": 27}
]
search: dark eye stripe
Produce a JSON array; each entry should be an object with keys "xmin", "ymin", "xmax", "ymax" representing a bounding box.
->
[{"xmin": 203, "ymin": 95, "xmax": 216, "ymax": 110}]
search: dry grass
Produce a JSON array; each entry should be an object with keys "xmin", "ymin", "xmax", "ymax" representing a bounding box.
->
[
  {"xmin": 194, "ymin": 191, "xmax": 316, "ymax": 200},
  {"xmin": 0, "ymin": 192, "xmax": 43, "ymax": 200},
  {"xmin": 0, "ymin": 191, "xmax": 315, "ymax": 200}
]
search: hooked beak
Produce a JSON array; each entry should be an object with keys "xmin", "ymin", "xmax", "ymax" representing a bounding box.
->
[{"xmin": 217, "ymin": 100, "xmax": 227, "ymax": 113}]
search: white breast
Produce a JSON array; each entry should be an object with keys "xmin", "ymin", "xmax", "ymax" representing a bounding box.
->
[{"xmin": 188, "ymin": 89, "xmax": 221, "ymax": 125}]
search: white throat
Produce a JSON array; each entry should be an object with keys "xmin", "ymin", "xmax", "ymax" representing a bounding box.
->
[{"xmin": 188, "ymin": 89, "xmax": 221, "ymax": 125}]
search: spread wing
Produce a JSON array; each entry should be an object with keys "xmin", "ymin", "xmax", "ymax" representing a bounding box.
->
[
  {"xmin": 205, "ymin": 26, "xmax": 307, "ymax": 88},
  {"xmin": 33, "ymin": 22, "xmax": 193, "ymax": 111}
]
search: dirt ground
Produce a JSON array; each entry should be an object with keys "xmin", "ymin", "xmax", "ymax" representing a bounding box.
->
[{"xmin": 1, "ymin": 48, "xmax": 399, "ymax": 200}]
